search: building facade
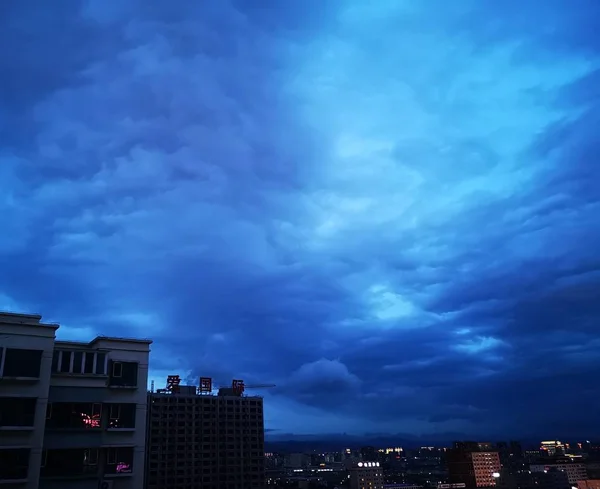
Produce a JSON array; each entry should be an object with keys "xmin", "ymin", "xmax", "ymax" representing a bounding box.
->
[
  {"xmin": 530, "ymin": 459, "xmax": 588, "ymax": 486},
  {"xmin": 0, "ymin": 311, "xmax": 151, "ymax": 489},
  {"xmin": 145, "ymin": 379, "xmax": 265, "ymax": 489},
  {"xmin": 0, "ymin": 312, "xmax": 58, "ymax": 489},
  {"xmin": 348, "ymin": 462, "xmax": 384, "ymax": 489},
  {"xmin": 447, "ymin": 442, "xmax": 501, "ymax": 489}
]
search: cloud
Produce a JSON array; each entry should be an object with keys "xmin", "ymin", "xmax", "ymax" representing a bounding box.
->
[{"xmin": 1, "ymin": 0, "xmax": 599, "ymax": 437}]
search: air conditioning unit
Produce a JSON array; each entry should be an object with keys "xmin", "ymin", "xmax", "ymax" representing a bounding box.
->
[{"xmin": 98, "ymin": 481, "xmax": 114, "ymax": 489}]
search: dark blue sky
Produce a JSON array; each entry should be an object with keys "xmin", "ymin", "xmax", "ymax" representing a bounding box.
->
[{"xmin": 1, "ymin": 0, "xmax": 600, "ymax": 437}]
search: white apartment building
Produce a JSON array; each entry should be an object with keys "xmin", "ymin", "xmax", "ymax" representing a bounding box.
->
[{"xmin": 0, "ymin": 311, "xmax": 151, "ymax": 489}]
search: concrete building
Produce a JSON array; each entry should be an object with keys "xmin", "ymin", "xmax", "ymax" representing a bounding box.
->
[
  {"xmin": 145, "ymin": 377, "xmax": 265, "ymax": 489},
  {"xmin": 0, "ymin": 312, "xmax": 58, "ymax": 489},
  {"xmin": 348, "ymin": 461, "xmax": 384, "ymax": 489},
  {"xmin": 447, "ymin": 442, "xmax": 501, "ymax": 489},
  {"xmin": 0, "ymin": 311, "xmax": 151, "ymax": 489}
]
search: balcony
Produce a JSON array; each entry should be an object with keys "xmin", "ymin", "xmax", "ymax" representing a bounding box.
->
[
  {"xmin": 0, "ymin": 448, "xmax": 30, "ymax": 483},
  {"xmin": 41, "ymin": 448, "xmax": 99, "ymax": 479},
  {"xmin": 107, "ymin": 403, "xmax": 136, "ymax": 431},
  {"xmin": 104, "ymin": 447, "xmax": 134, "ymax": 477},
  {"xmin": 107, "ymin": 361, "xmax": 138, "ymax": 389},
  {"xmin": 0, "ymin": 398, "xmax": 36, "ymax": 430},
  {"xmin": 46, "ymin": 402, "xmax": 103, "ymax": 430},
  {"xmin": 51, "ymin": 349, "xmax": 108, "ymax": 377}
]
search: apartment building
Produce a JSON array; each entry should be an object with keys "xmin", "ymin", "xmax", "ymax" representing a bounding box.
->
[
  {"xmin": 0, "ymin": 311, "xmax": 151, "ymax": 489},
  {"xmin": 530, "ymin": 458, "xmax": 588, "ymax": 486},
  {"xmin": 447, "ymin": 442, "xmax": 501, "ymax": 489},
  {"xmin": 145, "ymin": 378, "xmax": 265, "ymax": 489},
  {"xmin": 348, "ymin": 462, "xmax": 384, "ymax": 489},
  {"xmin": 0, "ymin": 312, "xmax": 57, "ymax": 489}
]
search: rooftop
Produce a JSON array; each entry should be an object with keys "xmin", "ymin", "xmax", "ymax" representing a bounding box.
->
[{"xmin": 0, "ymin": 311, "xmax": 60, "ymax": 329}]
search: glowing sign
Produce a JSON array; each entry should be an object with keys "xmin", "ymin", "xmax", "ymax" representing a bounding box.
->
[
  {"xmin": 232, "ymin": 379, "xmax": 245, "ymax": 395},
  {"xmin": 199, "ymin": 377, "xmax": 212, "ymax": 393},
  {"xmin": 166, "ymin": 375, "xmax": 181, "ymax": 392},
  {"xmin": 116, "ymin": 462, "xmax": 131, "ymax": 473}
]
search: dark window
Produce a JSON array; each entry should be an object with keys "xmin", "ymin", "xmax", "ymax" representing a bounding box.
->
[
  {"xmin": 0, "ymin": 398, "xmax": 36, "ymax": 427},
  {"xmin": 95, "ymin": 353, "xmax": 106, "ymax": 374},
  {"xmin": 51, "ymin": 350, "xmax": 59, "ymax": 372},
  {"xmin": 46, "ymin": 402, "xmax": 102, "ymax": 429},
  {"xmin": 84, "ymin": 353, "xmax": 94, "ymax": 373},
  {"xmin": 104, "ymin": 447, "xmax": 134, "ymax": 475},
  {"xmin": 3, "ymin": 348, "xmax": 42, "ymax": 378},
  {"xmin": 59, "ymin": 351, "xmax": 72, "ymax": 373},
  {"xmin": 108, "ymin": 403, "xmax": 136, "ymax": 429},
  {"xmin": 72, "ymin": 352, "xmax": 83, "ymax": 374},
  {"xmin": 40, "ymin": 449, "xmax": 98, "ymax": 478},
  {"xmin": 108, "ymin": 361, "xmax": 138, "ymax": 387},
  {"xmin": 113, "ymin": 362, "xmax": 123, "ymax": 377},
  {"xmin": 0, "ymin": 448, "xmax": 29, "ymax": 480}
]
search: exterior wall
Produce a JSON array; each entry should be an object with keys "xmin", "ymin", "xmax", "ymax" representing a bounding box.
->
[
  {"xmin": 41, "ymin": 337, "xmax": 151, "ymax": 489},
  {"xmin": 1, "ymin": 312, "xmax": 151, "ymax": 489},
  {"xmin": 471, "ymin": 451, "xmax": 501, "ymax": 487},
  {"xmin": 0, "ymin": 312, "xmax": 58, "ymax": 489},
  {"xmin": 146, "ymin": 390, "xmax": 265, "ymax": 489}
]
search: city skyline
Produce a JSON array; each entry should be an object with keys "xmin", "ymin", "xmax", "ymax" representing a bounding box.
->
[{"xmin": 1, "ymin": 0, "xmax": 600, "ymax": 437}]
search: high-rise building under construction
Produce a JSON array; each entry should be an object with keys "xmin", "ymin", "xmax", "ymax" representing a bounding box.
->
[{"xmin": 145, "ymin": 376, "xmax": 265, "ymax": 489}]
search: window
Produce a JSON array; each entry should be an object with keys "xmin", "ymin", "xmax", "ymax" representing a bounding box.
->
[
  {"xmin": 104, "ymin": 447, "xmax": 134, "ymax": 475},
  {"xmin": 84, "ymin": 448, "xmax": 98, "ymax": 465},
  {"xmin": 46, "ymin": 403, "xmax": 102, "ymax": 429},
  {"xmin": 0, "ymin": 448, "xmax": 30, "ymax": 480},
  {"xmin": 73, "ymin": 351, "xmax": 84, "ymax": 374},
  {"xmin": 53, "ymin": 351, "xmax": 107, "ymax": 375},
  {"xmin": 40, "ymin": 449, "xmax": 98, "ymax": 478},
  {"xmin": 95, "ymin": 353, "xmax": 106, "ymax": 375},
  {"xmin": 51, "ymin": 350, "xmax": 59, "ymax": 372},
  {"xmin": 0, "ymin": 398, "xmax": 36, "ymax": 427},
  {"xmin": 60, "ymin": 351, "xmax": 72, "ymax": 373},
  {"xmin": 2, "ymin": 348, "xmax": 42, "ymax": 378},
  {"xmin": 108, "ymin": 361, "xmax": 138, "ymax": 388},
  {"xmin": 84, "ymin": 352, "xmax": 95, "ymax": 373},
  {"xmin": 109, "ymin": 404, "xmax": 121, "ymax": 419},
  {"xmin": 112, "ymin": 362, "xmax": 123, "ymax": 377},
  {"xmin": 108, "ymin": 403, "xmax": 136, "ymax": 429},
  {"xmin": 107, "ymin": 448, "xmax": 117, "ymax": 465}
]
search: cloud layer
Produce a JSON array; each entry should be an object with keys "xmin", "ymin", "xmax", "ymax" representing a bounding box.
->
[{"xmin": 2, "ymin": 0, "xmax": 600, "ymax": 437}]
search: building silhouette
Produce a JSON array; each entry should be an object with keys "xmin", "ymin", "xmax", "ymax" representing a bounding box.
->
[{"xmin": 145, "ymin": 376, "xmax": 265, "ymax": 488}]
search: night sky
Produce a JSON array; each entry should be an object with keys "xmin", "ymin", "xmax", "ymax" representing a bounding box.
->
[{"xmin": 1, "ymin": 0, "xmax": 600, "ymax": 438}]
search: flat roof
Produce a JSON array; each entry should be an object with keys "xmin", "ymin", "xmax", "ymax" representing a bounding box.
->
[
  {"xmin": 0, "ymin": 311, "xmax": 60, "ymax": 329},
  {"xmin": 56, "ymin": 335, "xmax": 153, "ymax": 347}
]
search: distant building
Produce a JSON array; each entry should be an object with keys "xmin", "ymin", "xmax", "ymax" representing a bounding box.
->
[
  {"xmin": 0, "ymin": 311, "xmax": 151, "ymax": 489},
  {"xmin": 541, "ymin": 441, "xmax": 566, "ymax": 457},
  {"xmin": 447, "ymin": 442, "xmax": 501, "ymax": 489},
  {"xmin": 530, "ymin": 458, "xmax": 587, "ymax": 486},
  {"xmin": 579, "ymin": 481, "xmax": 600, "ymax": 489},
  {"xmin": 145, "ymin": 377, "xmax": 265, "ymax": 489},
  {"xmin": 348, "ymin": 461, "xmax": 384, "ymax": 489}
]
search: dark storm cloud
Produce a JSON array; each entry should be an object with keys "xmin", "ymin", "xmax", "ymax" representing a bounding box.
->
[{"xmin": 1, "ymin": 0, "xmax": 599, "ymax": 435}]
